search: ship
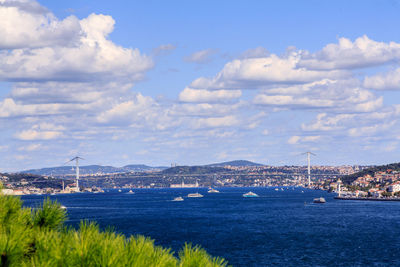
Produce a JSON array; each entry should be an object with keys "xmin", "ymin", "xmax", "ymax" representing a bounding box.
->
[
  {"xmin": 187, "ymin": 193, "xmax": 203, "ymax": 198},
  {"xmin": 243, "ymin": 191, "xmax": 259, "ymax": 197},
  {"xmin": 172, "ymin": 196, "xmax": 184, "ymax": 201},
  {"xmin": 313, "ymin": 197, "xmax": 326, "ymax": 203}
]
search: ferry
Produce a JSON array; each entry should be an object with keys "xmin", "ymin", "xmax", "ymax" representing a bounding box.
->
[
  {"xmin": 187, "ymin": 193, "xmax": 203, "ymax": 198},
  {"xmin": 172, "ymin": 196, "xmax": 184, "ymax": 201},
  {"xmin": 243, "ymin": 191, "xmax": 259, "ymax": 198},
  {"xmin": 313, "ymin": 197, "xmax": 326, "ymax": 203},
  {"xmin": 207, "ymin": 188, "xmax": 220, "ymax": 193}
]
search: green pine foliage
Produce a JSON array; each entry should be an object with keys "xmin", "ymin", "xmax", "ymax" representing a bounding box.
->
[{"xmin": 0, "ymin": 191, "xmax": 229, "ymax": 267}]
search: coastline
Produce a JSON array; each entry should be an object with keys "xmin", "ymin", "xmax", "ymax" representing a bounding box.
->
[{"xmin": 334, "ymin": 196, "xmax": 400, "ymax": 202}]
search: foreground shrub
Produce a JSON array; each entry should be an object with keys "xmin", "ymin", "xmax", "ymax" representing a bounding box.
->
[{"xmin": 0, "ymin": 194, "xmax": 229, "ymax": 267}]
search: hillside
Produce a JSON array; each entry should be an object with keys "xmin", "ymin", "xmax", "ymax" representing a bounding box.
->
[
  {"xmin": 341, "ymin": 163, "xmax": 400, "ymax": 184},
  {"xmin": 21, "ymin": 164, "xmax": 167, "ymax": 176},
  {"xmin": 206, "ymin": 160, "xmax": 264, "ymax": 167},
  {"xmin": 162, "ymin": 166, "xmax": 230, "ymax": 175}
]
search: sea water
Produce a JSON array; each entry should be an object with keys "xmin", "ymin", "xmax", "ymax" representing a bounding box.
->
[{"xmin": 22, "ymin": 188, "xmax": 400, "ymax": 266}]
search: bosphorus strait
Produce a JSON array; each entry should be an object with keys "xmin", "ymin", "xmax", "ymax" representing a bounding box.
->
[{"xmin": 22, "ymin": 188, "xmax": 400, "ymax": 266}]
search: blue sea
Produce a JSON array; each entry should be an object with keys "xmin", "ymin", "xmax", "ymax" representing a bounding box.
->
[{"xmin": 22, "ymin": 188, "xmax": 400, "ymax": 266}]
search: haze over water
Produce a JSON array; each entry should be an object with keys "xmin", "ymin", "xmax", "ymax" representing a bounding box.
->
[{"xmin": 22, "ymin": 188, "xmax": 400, "ymax": 266}]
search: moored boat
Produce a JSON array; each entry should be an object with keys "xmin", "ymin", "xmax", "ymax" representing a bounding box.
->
[
  {"xmin": 313, "ymin": 197, "xmax": 326, "ymax": 203},
  {"xmin": 172, "ymin": 196, "xmax": 184, "ymax": 201},
  {"xmin": 243, "ymin": 191, "xmax": 259, "ymax": 197},
  {"xmin": 207, "ymin": 188, "xmax": 220, "ymax": 193}
]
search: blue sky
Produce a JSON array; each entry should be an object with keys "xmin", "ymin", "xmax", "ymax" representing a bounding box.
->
[{"xmin": 2, "ymin": 0, "xmax": 400, "ymax": 171}]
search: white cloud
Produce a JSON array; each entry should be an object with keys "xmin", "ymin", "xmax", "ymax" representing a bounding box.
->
[
  {"xmin": 171, "ymin": 102, "xmax": 242, "ymax": 117},
  {"xmin": 287, "ymin": 135, "xmax": 320, "ymax": 144},
  {"xmin": 302, "ymin": 113, "xmax": 356, "ymax": 131},
  {"xmin": 184, "ymin": 49, "xmax": 217, "ymax": 64},
  {"xmin": 364, "ymin": 68, "xmax": 400, "ymax": 90},
  {"xmin": 0, "ymin": 7, "xmax": 153, "ymax": 82},
  {"xmin": 190, "ymin": 51, "xmax": 348, "ymax": 90},
  {"xmin": 0, "ymin": 0, "xmax": 80, "ymax": 49},
  {"xmin": 299, "ymin": 35, "xmax": 400, "ymax": 70},
  {"xmin": 18, "ymin": 143, "xmax": 42, "ymax": 151},
  {"xmin": 253, "ymin": 79, "xmax": 383, "ymax": 112},
  {"xmin": 194, "ymin": 115, "xmax": 239, "ymax": 128},
  {"xmin": 348, "ymin": 121, "xmax": 395, "ymax": 137},
  {"xmin": 14, "ymin": 123, "xmax": 64, "ymax": 140},
  {"xmin": 288, "ymin": 136, "xmax": 300, "ymax": 144},
  {"xmin": 179, "ymin": 88, "xmax": 242, "ymax": 103},
  {"xmin": 15, "ymin": 129, "xmax": 62, "ymax": 140}
]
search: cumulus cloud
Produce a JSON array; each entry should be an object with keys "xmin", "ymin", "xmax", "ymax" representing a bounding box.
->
[
  {"xmin": 184, "ymin": 49, "xmax": 217, "ymax": 64},
  {"xmin": 190, "ymin": 51, "xmax": 348, "ymax": 90},
  {"xmin": 253, "ymin": 79, "xmax": 383, "ymax": 113},
  {"xmin": 18, "ymin": 143, "xmax": 43, "ymax": 151},
  {"xmin": 170, "ymin": 102, "xmax": 242, "ymax": 117},
  {"xmin": 302, "ymin": 106, "xmax": 400, "ymax": 138},
  {"xmin": 0, "ymin": 0, "xmax": 79, "ymax": 49},
  {"xmin": 194, "ymin": 115, "xmax": 239, "ymax": 128},
  {"xmin": 179, "ymin": 88, "xmax": 242, "ymax": 103},
  {"xmin": 287, "ymin": 135, "xmax": 320, "ymax": 144},
  {"xmin": 0, "ymin": 6, "xmax": 153, "ymax": 82},
  {"xmin": 299, "ymin": 35, "xmax": 400, "ymax": 70},
  {"xmin": 364, "ymin": 68, "xmax": 400, "ymax": 90},
  {"xmin": 15, "ymin": 123, "xmax": 64, "ymax": 140}
]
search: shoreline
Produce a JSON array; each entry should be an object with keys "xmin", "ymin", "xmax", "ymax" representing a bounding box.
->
[{"xmin": 334, "ymin": 196, "xmax": 400, "ymax": 202}]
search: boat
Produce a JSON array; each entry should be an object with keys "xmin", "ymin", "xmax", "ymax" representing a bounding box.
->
[
  {"xmin": 60, "ymin": 205, "xmax": 67, "ymax": 210},
  {"xmin": 127, "ymin": 190, "xmax": 134, "ymax": 194},
  {"xmin": 275, "ymin": 188, "xmax": 279, "ymax": 191},
  {"xmin": 313, "ymin": 197, "xmax": 326, "ymax": 203},
  {"xmin": 207, "ymin": 188, "xmax": 220, "ymax": 193},
  {"xmin": 172, "ymin": 196, "xmax": 184, "ymax": 201},
  {"xmin": 243, "ymin": 191, "xmax": 259, "ymax": 197},
  {"xmin": 187, "ymin": 193, "xmax": 203, "ymax": 198},
  {"xmin": 118, "ymin": 189, "xmax": 122, "ymax": 192}
]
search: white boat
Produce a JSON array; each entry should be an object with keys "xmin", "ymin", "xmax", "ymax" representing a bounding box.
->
[
  {"xmin": 243, "ymin": 191, "xmax": 259, "ymax": 197},
  {"xmin": 60, "ymin": 205, "xmax": 67, "ymax": 210},
  {"xmin": 187, "ymin": 193, "xmax": 203, "ymax": 198},
  {"xmin": 172, "ymin": 196, "xmax": 184, "ymax": 201},
  {"xmin": 207, "ymin": 188, "xmax": 220, "ymax": 193},
  {"xmin": 274, "ymin": 188, "xmax": 279, "ymax": 191},
  {"xmin": 118, "ymin": 189, "xmax": 122, "ymax": 192},
  {"xmin": 127, "ymin": 190, "xmax": 134, "ymax": 194},
  {"xmin": 313, "ymin": 197, "xmax": 326, "ymax": 203}
]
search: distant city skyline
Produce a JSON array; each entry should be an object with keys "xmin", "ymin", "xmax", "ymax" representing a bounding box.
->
[{"xmin": 2, "ymin": 0, "xmax": 400, "ymax": 171}]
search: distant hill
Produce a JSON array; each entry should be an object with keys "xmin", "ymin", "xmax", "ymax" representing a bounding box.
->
[
  {"xmin": 206, "ymin": 160, "xmax": 264, "ymax": 167},
  {"xmin": 20, "ymin": 160, "xmax": 261, "ymax": 176},
  {"xmin": 341, "ymin": 163, "xmax": 400, "ymax": 184},
  {"xmin": 122, "ymin": 164, "xmax": 168, "ymax": 172},
  {"xmin": 21, "ymin": 164, "xmax": 168, "ymax": 176},
  {"xmin": 162, "ymin": 166, "xmax": 230, "ymax": 175}
]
